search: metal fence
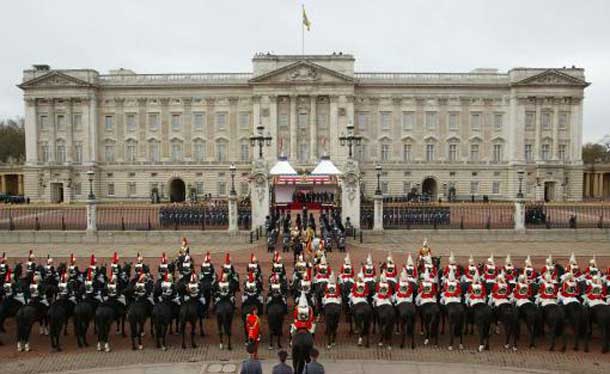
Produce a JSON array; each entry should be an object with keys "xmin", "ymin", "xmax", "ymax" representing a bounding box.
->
[
  {"xmin": 525, "ymin": 203, "xmax": 610, "ymax": 229},
  {"xmin": 0, "ymin": 206, "xmax": 87, "ymax": 230},
  {"xmin": 361, "ymin": 202, "xmax": 515, "ymax": 229}
]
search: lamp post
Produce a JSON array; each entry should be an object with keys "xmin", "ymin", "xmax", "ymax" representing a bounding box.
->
[
  {"xmin": 229, "ymin": 163, "xmax": 236, "ymax": 196},
  {"xmin": 517, "ymin": 169, "xmax": 525, "ymax": 199},
  {"xmin": 375, "ymin": 164, "xmax": 382, "ymax": 196},
  {"xmin": 339, "ymin": 122, "xmax": 362, "ymax": 159},
  {"xmin": 86, "ymin": 170, "xmax": 95, "ymax": 200},
  {"xmin": 249, "ymin": 123, "xmax": 272, "ymax": 159}
]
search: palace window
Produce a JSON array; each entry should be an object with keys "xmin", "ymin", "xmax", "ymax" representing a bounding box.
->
[
  {"xmin": 448, "ymin": 112, "xmax": 459, "ymax": 130},
  {"xmin": 195, "ymin": 182, "xmax": 204, "ymax": 195},
  {"xmin": 403, "ymin": 143, "xmax": 412, "ymax": 161},
  {"xmin": 317, "ymin": 112, "xmax": 328, "ymax": 129},
  {"xmin": 470, "ymin": 144, "xmax": 480, "ymax": 161},
  {"xmin": 542, "ymin": 111, "xmax": 552, "ymax": 130},
  {"xmin": 193, "ymin": 139, "xmax": 206, "ymax": 161},
  {"xmin": 470, "ymin": 181, "xmax": 479, "ymax": 194},
  {"xmin": 170, "ymin": 141, "xmax": 183, "ymax": 161},
  {"xmin": 559, "ymin": 111, "xmax": 570, "ymax": 130},
  {"xmin": 298, "ymin": 143, "xmax": 309, "ymax": 162},
  {"xmin": 493, "ymin": 143, "xmax": 503, "ymax": 162},
  {"xmin": 278, "ymin": 112, "xmax": 289, "ymax": 128},
  {"xmin": 381, "ymin": 181, "xmax": 389, "ymax": 194},
  {"xmin": 193, "ymin": 112, "xmax": 206, "ymax": 130},
  {"xmin": 470, "ymin": 112, "xmax": 481, "ymax": 131},
  {"xmin": 39, "ymin": 114, "xmax": 49, "ymax": 130},
  {"xmin": 107, "ymin": 183, "xmax": 115, "ymax": 196},
  {"xmin": 56, "ymin": 114, "xmax": 65, "ymax": 131},
  {"xmin": 298, "ymin": 112, "xmax": 308, "ymax": 129},
  {"xmin": 104, "ymin": 143, "xmax": 115, "ymax": 162},
  {"xmin": 558, "ymin": 144, "xmax": 567, "ymax": 160},
  {"xmin": 171, "ymin": 113, "xmax": 182, "ymax": 131},
  {"xmin": 73, "ymin": 182, "xmax": 82, "ymax": 196},
  {"xmin": 149, "ymin": 140, "xmax": 160, "ymax": 162},
  {"xmin": 40, "ymin": 142, "xmax": 49, "ymax": 162},
  {"xmin": 541, "ymin": 143, "xmax": 551, "ymax": 160},
  {"xmin": 402, "ymin": 111, "xmax": 414, "ymax": 131},
  {"xmin": 425, "ymin": 111, "xmax": 437, "ymax": 130},
  {"xmin": 56, "ymin": 141, "xmax": 66, "ymax": 163},
  {"xmin": 216, "ymin": 112, "xmax": 227, "ymax": 130},
  {"xmin": 104, "ymin": 115, "xmax": 113, "ymax": 131},
  {"xmin": 355, "ymin": 142, "xmax": 368, "ymax": 161},
  {"xmin": 426, "ymin": 144, "xmax": 435, "ymax": 161},
  {"xmin": 357, "ymin": 111, "xmax": 369, "ymax": 130},
  {"xmin": 73, "ymin": 143, "xmax": 82, "ymax": 164},
  {"xmin": 448, "ymin": 143, "xmax": 458, "ymax": 161},
  {"xmin": 217, "ymin": 182, "xmax": 226, "ymax": 196},
  {"xmin": 126, "ymin": 140, "xmax": 137, "ymax": 162},
  {"xmin": 241, "ymin": 142, "xmax": 250, "ymax": 161},
  {"xmin": 380, "ymin": 111, "xmax": 392, "ymax": 130},
  {"xmin": 216, "ymin": 140, "xmax": 227, "ymax": 162},
  {"xmin": 494, "ymin": 113, "xmax": 503, "ymax": 131},
  {"xmin": 72, "ymin": 113, "xmax": 82, "ymax": 131},
  {"xmin": 524, "ymin": 144, "xmax": 533, "ymax": 161},
  {"xmin": 240, "ymin": 182, "xmax": 249, "ymax": 196},
  {"xmin": 126, "ymin": 113, "xmax": 137, "ymax": 132},
  {"xmin": 525, "ymin": 111, "xmax": 536, "ymax": 130},
  {"xmin": 127, "ymin": 182, "xmax": 136, "ymax": 197},
  {"xmin": 492, "ymin": 181, "xmax": 501, "ymax": 194},
  {"xmin": 239, "ymin": 112, "xmax": 250, "ymax": 129},
  {"xmin": 403, "ymin": 181, "xmax": 411, "ymax": 194},
  {"xmin": 149, "ymin": 113, "xmax": 160, "ymax": 131}
]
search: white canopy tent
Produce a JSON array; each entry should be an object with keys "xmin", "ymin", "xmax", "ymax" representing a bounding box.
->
[
  {"xmin": 311, "ymin": 156, "xmax": 342, "ymax": 176},
  {"xmin": 269, "ymin": 156, "xmax": 298, "ymax": 176}
]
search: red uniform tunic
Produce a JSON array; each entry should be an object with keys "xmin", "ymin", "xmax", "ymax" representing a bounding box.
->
[
  {"xmin": 403, "ymin": 266, "xmax": 418, "ymax": 281},
  {"xmin": 584, "ymin": 283, "xmax": 607, "ymax": 306},
  {"xmin": 417, "ymin": 281, "xmax": 437, "ymax": 305},
  {"xmin": 513, "ymin": 282, "xmax": 532, "ymax": 301},
  {"xmin": 483, "ymin": 264, "xmax": 497, "ymax": 283},
  {"xmin": 584, "ymin": 266, "xmax": 601, "ymax": 280},
  {"xmin": 246, "ymin": 314, "xmax": 260, "ymax": 342},
  {"xmin": 491, "ymin": 282, "xmax": 510, "ymax": 305},
  {"xmin": 442, "ymin": 280, "xmax": 461, "ymax": 304},
  {"xmin": 351, "ymin": 282, "xmax": 370, "ymax": 298},
  {"xmin": 467, "ymin": 282, "xmax": 486, "ymax": 305},
  {"xmin": 522, "ymin": 266, "xmax": 537, "ymax": 283},
  {"xmin": 394, "ymin": 282, "xmax": 414, "ymax": 303},
  {"xmin": 443, "ymin": 264, "xmax": 461, "ymax": 279},
  {"xmin": 382, "ymin": 263, "xmax": 398, "ymax": 280},
  {"xmin": 462, "ymin": 265, "xmax": 479, "ymax": 283},
  {"xmin": 293, "ymin": 307, "xmax": 314, "ymax": 331},
  {"xmin": 314, "ymin": 266, "xmax": 331, "ymax": 283},
  {"xmin": 323, "ymin": 285, "xmax": 341, "ymax": 305},
  {"xmin": 565, "ymin": 264, "xmax": 582, "ymax": 279},
  {"xmin": 538, "ymin": 282, "xmax": 558, "ymax": 303},
  {"xmin": 503, "ymin": 266, "xmax": 517, "ymax": 284},
  {"xmin": 540, "ymin": 265, "xmax": 559, "ymax": 281},
  {"xmin": 560, "ymin": 280, "xmax": 579, "ymax": 298},
  {"xmin": 362, "ymin": 265, "xmax": 376, "ymax": 280}
]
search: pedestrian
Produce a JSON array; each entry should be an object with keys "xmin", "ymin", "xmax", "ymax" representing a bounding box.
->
[
  {"xmin": 302, "ymin": 348, "xmax": 324, "ymax": 374},
  {"xmin": 272, "ymin": 350, "xmax": 293, "ymax": 374},
  {"xmin": 240, "ymin": 343, "xmax": 262, "ymax": 374}
]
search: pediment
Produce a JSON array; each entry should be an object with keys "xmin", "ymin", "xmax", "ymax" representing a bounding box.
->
[
  {"xmin": 19, "ymin": 71, "xmax": 96, "ymax": 89},
  {"xmin": 513, "ymin": 70, "xmax": 589, "ymax": 87},
  {"xmin": 249, "ymin": 61, "xmax": 353, "ymax": 84}
]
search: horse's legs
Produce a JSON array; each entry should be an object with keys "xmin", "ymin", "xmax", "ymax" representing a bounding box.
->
[
  {"xmin": 199, "ymin": 316, "xmax": 205, "ymax": 337},
  {"xmin": 83, "ymin": 320, "xmax": 90, "ymax": 346},
  {"xmin": 181, "ymin": 320, "xmax": 187, "ymax": 349},
  {"xmin": 73, "ymin": 319, "xmax": 82, "ymax": 348},
  {"xmin": 227, "ymin": 327, "xmax": 232, "ymax": 351},
  {"xmin": 191, "ymin": 321, "xmax": 197, "ymax": 348},
  {"xmin": 217, "ymin": 319, "xmax": 224, "ymax": 349},
  {"xmin": 448, "ymin": 321, "xmax": 454, "ymax": 350}
]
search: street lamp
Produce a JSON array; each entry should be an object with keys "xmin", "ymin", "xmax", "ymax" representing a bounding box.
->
[
  {"xmin": 517, "ymin": 169, "xmax": 525, "ymax": 199},
  {"xmin": 249, "ymin": 123, "xmax": 272, "ymax": 159},
  {"xmin": 375, "ymin": 164, "xmax": 382, "ymax": 196},
  {"xmin": 229, "ymin": 163, "xmax": 237, "ymax": 196},
  {"xmin": 86, "ymin": 170, "xmax": 95, "ymax": 200},
  {"xmin": 339, "ymin": 122, "xmax": 362, "ymax": 159}
]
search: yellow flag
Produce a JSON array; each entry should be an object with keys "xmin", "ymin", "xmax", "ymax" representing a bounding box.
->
[{"xmin": 302, "ymin": 6, "xmax": 311, "ymax": 31}]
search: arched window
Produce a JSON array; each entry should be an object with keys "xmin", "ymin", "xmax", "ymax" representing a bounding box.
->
[
  {"xmin": 447, "ymin": 137, "xmax": 460, "ymax": 162},
  {"xmin": 193, "ymin": 139, "xmax": 206, "ymax": 162},
  {"xmin": 216, "ymin": 139, "xmax": 228, "ymax": 162},
  {"xmin": 170, "ymin": 139, "xmax": 183, "ymax": 161},
  {"xmin": 56, "ymin": 139, "xmax": 66, "ymax": 163},
  {"xmin": 148, "ymin": 139, "xmax": 160, "ymax": 162},
  {"xmin": 125, "ymin": 139, "xmax": 138, "ymax": 162}
]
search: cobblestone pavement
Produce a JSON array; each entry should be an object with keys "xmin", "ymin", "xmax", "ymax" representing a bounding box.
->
[
  {"xmin": 1, "ymin": 240, "xmax": 609, "ymax": 374},
  {"xmin": 30, "ymin": 359, "xmax": 581, "ymax": 374}
]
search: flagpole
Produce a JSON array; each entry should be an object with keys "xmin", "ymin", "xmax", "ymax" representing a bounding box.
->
[{"xmin": 301, "ymin": 4, "xmax": 305, "ymax": 56}]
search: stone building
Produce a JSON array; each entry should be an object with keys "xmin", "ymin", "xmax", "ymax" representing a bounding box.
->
[{"xmin": 18, "ymin": 54, "xmax": 588, "ymax": 203}]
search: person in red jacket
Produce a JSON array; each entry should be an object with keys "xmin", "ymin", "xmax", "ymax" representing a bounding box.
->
[
  {"xmin": 503, "ymin": 254, "xmax": 517, "ymax": 287},
  {"xmin": 483, "ymin": 255, "xmax": 497, "ymax": 284},
  {"xmin": 394, "ymin": 270, "xmax": 415, "ymax": 305},
  {"xmin": 490, "ymin": 274, "xmax": 510, "ymax": 308},
  {"xmin": 537, "ymin": 273, "xmax": 558, "ymax": 307},
  {"xmin": 462, "ymin": 255, "xmax": 479, "ymax": 285},
  {"xmin": 584, "ymin": 256, "xmax": 601, "ymax": 282},
  {"xmin": 374, "ymin": 272, "xmax": 393, "ymax": 307},
  {"xmin": 466, "ymin": 276, "xmax": 487, "ymax": 307},
  {"xmin": 362, "ymin": 254, "xmax": 376, "ymax": 282},
  {"xmin": 441, "ymin": 269, "xmax": 461, "ymax": 305},
  {"xmin": 443, "ymin": 252, "xmax": 460, "ymax": 280},
  {"xmin": 403, "ymin": 253, "xmax": 418, "ymax": 284},
  {"xmin": 563, "ymin": 253, "xmax": 582, "ymax": 282},
  {"xmin": 540, "ymin": 254, "xmax": 558, "ymax": 283},
  {"xmin": 290, "ymin": 292, "xmax": 315, "ymax": 343},
  {"xmin": 381, "ymin": 252, "xmax": 398, "ymax": 286},
  {"xmin": 245, "ymin": 307, "xmax": 261, "ymax": 357},
  {"xmin": 339, "ymin": 253, "xmax": 355, "ymax": 286},
  {"xmin": 416, "ymin": 269, "xmax": 437, "ymax": 306},
  {"xmin": 522, "ymin": 255, "xmax": 537, "ymax": 284},
  {"xmin": 513, "ymin": 275, "xmax": 533, "ymax": 307},
  {"xmin": 583, "ymin": 276, "xmax": 607, "ymax": 307},
  {"xmin": 350, "ymin": 272, "xmax": 369, "ymax": 306},
  {"xmin": 558, "ymin": 272, "xmax": 580, "ymax": 305}
]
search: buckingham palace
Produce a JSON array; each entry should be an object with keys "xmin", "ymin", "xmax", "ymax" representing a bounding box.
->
[{"xmin": 18, "ymin": 53, "xmax": 588, "ymax": 204}]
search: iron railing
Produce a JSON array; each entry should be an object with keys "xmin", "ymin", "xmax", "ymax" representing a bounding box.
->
[
  {"xmin": 525, "ymin": 203, "xmax": 610, "ymax": 229},
  {"xmin": 0, "ymin": 206, "xmax": 87, "ymax": 231}
]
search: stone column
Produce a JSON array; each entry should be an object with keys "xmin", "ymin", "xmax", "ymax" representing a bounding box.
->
[
  {"xmin": 87, "ymin": 97, "xmax": 99, "ymax": 165},
  {"xmin": 137, "ymin": 98, "xmax": 148, "ymax": 159},
  {"xmin": 24, "ymin": 98, "xmax": 38, "ymax": 165},
  {"xmin": 584, "ymin": 172, "xmax": 590, "ymax": 198},
  {"xmin": 373, "ymin": 194, "xmax": 384, "ymax": 231},
  {"xmin": 340, "ymin": 159, "xmax": 361, "ymax": 229},
  {"xmin": 19, "ymin": 175, "xmax": 24, "ymax": 196},
  {"xmin": 183, "ymin": 97, "xmax": 193, "ymax": 159},
  {"xmin": 0, "ymin": 175, "xmax": 5, "ymax": 193},
  {"xmin": 289, "ymin": 95, "xmax": 297, "ymax": 161},
  {"xmin": 66, "ymin": 98, "xmax": 74, "ymax": 163},
  {"xmin": 268, "ymin": 95, "xmax": 278, "ymax": 159},
  {"xmin": 63, "ymin": 180, "xmax": 72, "ymax": 204},
  {"xmin": 115, "ymin": 98, "xmax": 125, "ymax": 161},
  {"xmin": 86, "ymin": 199, "xmax": 97, "ymax": 232},
  {"xmin": 534, "ymin": 98, "xmax": 541, "ymax": 161},
  {"xmin": 310, "ymin": 95, "xmax": 317, "ymax": 161},
  {"xmin": 328, "ymin": 95, "xmax": 339, "ymax": 160},
  {"xmin": 250, "ymin": 160, "xmax": 270, "ymax": 229},
  {"xmin": 49, "ymin": 98, "xmax": 56, "ymax": 163},
  {"xmin": 227, "ymin": 193, "xmax": 238, "ymax": 233},
  {"xmin": 514, "ymin": 199, "xmax": 525, "ymax": 232},
  {"xmin": 160, "ymin": 98, "xmax": 170, "ymax": 159}
]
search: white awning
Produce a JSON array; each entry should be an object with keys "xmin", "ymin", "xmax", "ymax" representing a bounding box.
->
[
  {"xmin": 311, "ymin": 156, "xmax": 342, "ymax": 175},
  {"xmin": 269, "ymin": 156, "xmax": 298, "ymax": 176}
]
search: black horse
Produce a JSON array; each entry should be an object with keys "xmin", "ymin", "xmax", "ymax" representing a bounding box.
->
[
  {"xmin": 215, "ymin": 292, "xmax": 235, "ymax": 350},
  {"xmin": 471, "ymin": 303, "xmax": 492, "ymax": 352},
  {"xmin": 445, "ymin": 302, "xmax": 465, "ymax": 350},
  {"xmin": 396, "ymin": 299, "xmax": 417, "ymax": 349},
  {"xmin": 323, "ymin": 301, "xmax": 341, "ymax": 349},
  {"xmin": 495, "ymin": 303, "xmax": 518, "ymax": 350},
  {"xmin": 515, "ymin": 301, "xmax": 540, "ymax": 349},
  {"xmin": 351, "ymin": 301, "xmax": 372, "ymax": 348},
  {"xmin": 375, "ymin": 301, "xmax": 395, "ymax": 348},
  {"xmin": 151, "ymin": 298, "xmax": 173, "ymax": 350},
  {"xmin": 73, "ymin": 292, "xmax": 99, "ymax": 348},
  {"xmin": 292, "ymin": 329, "xmax": 314, "ymax": 374},
  {"xmin": 542, "ymin": 303, "xmax": 566, "ymax": 351},
  {"xmin": 583, "ymin": 304, "xmax": 610, "ymax": 353},
  {"xmin": 95, "ymin": 299, "xmax": 115, "ymax": 352},
  {"xmin": 15, "ymin": 302, "xmax": 44, "ymax": 352},
  {"xmin": 48, "ymin": 297, "xmax": 73, "ymax": 352},
  {"xmin": 179, "ymin": 297, "xmax": 200, "ymax": 349},
  {"xmin": 127, "ymin": 292, "xmax": 153, "ymax": 350},
  {"xmin": 562, "ymin": 301, "xmax": 585, "ymax": 351},
  {"xmin": 266, "ymin": 292, "xmax": 287, "ymax": 350},
  {"xmin": 419, "ymin": 302, "xmax": 440, "ymax": 347},
  {"xmin": 340, "ymin": 280, "xmax": 354, "ymax": 334}
]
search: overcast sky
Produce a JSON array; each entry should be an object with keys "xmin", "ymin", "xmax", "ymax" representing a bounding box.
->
[{"xmin": 1, "ymin": 0, "xmax": 608, "ymax": 142}]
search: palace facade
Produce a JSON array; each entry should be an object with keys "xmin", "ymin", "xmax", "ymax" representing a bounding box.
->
[{"xmin": 18, "ymin": 53, "xmax": 588, "ymax": 203}]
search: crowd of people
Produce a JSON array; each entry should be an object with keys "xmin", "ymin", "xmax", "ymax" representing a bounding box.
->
[{"xmin": 291, "ymin": 191, "xmax": 335, "ymax": 205}]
